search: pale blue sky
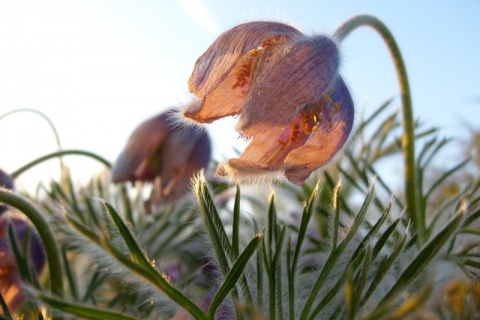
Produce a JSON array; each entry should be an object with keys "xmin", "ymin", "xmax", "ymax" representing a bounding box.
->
[{"xmin": 1, "ymin": 1, "xmax": 479, "ymax": 190}]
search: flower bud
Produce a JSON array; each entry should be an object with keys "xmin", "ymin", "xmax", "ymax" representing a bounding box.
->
[
  {"xmin": 112, "ymin": 107, "xmax": 211, "ymax": 208},
  {"xmin": 0, "ymin": 215, "xmax": 46, "ymax": 313}
]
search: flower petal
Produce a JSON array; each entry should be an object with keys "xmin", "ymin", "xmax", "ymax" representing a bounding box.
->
[
  {"xmin": 146, "ymin": 129, "xmax": 211, "ymax": 207},
  {"xmin": 216, "ymin": 158, "xmax": 280, "ymax": 183},
  {"xmin": 0, "ymin": 215, "xmax": 46, "ymax": 312},
  {"xmin": 111, "ymin": 111, "xmax": 174, "ymax": 182},
  {"xmin": 188, "ymin": 21, "xmax": 303, "ymax": 98},
  {"xmin": 283, "ymin": 76, "xmax": 354, "ymax": 185},
  {"xmin": 238, "ymin": 35, "xmax": 340, "ymax": 136},
  {"xmin": 183, "ymin": 58, "xmax": 249, "ymax": 122},
  {"xmin": 158, "ymin": 125, "xmax": 210, "ymax": 186},
  {"xmin": 0, "ymin": 169, "xmax": 14, "ymax": 191},
  {"xmin": 0, "ymin": 169, "xmax": 14, "ymax": 215},
  {"xmin": 217, "ymin": 115, "xmax": 310, "ymax": 181}
]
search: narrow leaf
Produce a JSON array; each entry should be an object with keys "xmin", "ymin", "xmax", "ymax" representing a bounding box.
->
[
  {"xmin": 300, "ymin": 181, "xmax": 375, "ymax": 319},
  {"xmin": 103, "ymin": 202, "xmax": 148, "ymax": 268},
  {"xmin": 208, "ymin": 234, "xmax": 262, "ymax": 317},
  {"xmin": 194, "ymin": 178, "xmax": 232, "ymax": 276},
  {"xmin": 38, "ymin": 292, "xmax": 140, "ymax": 320},
  {"xmin": 380, "ymin": 213, "xmax": 462, "ymax": 305}
]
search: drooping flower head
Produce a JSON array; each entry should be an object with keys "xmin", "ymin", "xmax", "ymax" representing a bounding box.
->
[
  {"xmin": 111, "ymin": 107, "xmax": 211, "ymax": 208},
  {"xmin": 0, "ymin": 169, "xmax": 15, "ymax": 215},
  {"xmin": 184, "ymin": 21, "xmax": 354, "ymax": 185},
  {"xmin": 0, "ymin": 215, "xmax": 46, "ymax": 313}
]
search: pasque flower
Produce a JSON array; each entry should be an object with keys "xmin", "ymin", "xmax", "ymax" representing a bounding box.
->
[
  {"xmin": 0, "ymin": 215, "xmax": 46, "ymax": 313},
  {"xmin": 0, "ymin": 171, "xmax": 45, "ymax": 314},
  {"xmin": 0, "ymin": 169, "xmax": 15, "ymax": 215},
  {"xmin": 111, "ymin": 107, "xmax": 211, "ymax": 207},
  {"xmin": 184, "ymin": 21, "xmax": 354, "ymax": 185}
]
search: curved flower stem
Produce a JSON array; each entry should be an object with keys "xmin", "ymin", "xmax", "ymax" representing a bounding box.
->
[
  {"xmin": 334, "ymin": 15, "xmax": 424, "ymax": 242},
  {"xmin": 1, "ymin": 108, "xmax": 66, "ymax": 172},
  {"xmin": 0, "ymin": 188, "xmax": 64, "ymax": 297},
  {"xmin": 10, "ymin": 149, "xmax": 111, "ymax": 179}
]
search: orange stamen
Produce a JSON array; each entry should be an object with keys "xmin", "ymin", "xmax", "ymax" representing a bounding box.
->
[
  {"xmin": 302, "ymin": 107, "xmax": 323, "ymax": 134},
  {"xmin": 232, "ymin": 36, "xmax": 286, "ymax": 91}
]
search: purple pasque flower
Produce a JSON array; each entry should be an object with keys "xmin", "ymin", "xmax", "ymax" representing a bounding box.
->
[
  {"xmin": 0, "ymin": 214, "xmax": 46, "ymax": 313},
  {"xmin": 184, "ymin": 21, "xmax": 354, "ymax": 185},
  {"xmin": 0, "ymin": 169, "xmax": 15, "ymax": 215},
  {"xmin": 111, "ymin": 107, "xmax": 211, "ymax": 207}
]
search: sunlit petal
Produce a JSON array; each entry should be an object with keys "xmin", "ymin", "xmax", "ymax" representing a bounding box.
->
[
  {"xmin": 188, "ymin": 21, "xmax": 302, "ymax": 98},
  {"xmin": 238, "ymin": 35, "xmax": 340, "ymax": 135},
  {"xmin": 184, "ymin": 58, "xmax": 250, "ymax": 122},
  {"xmin": 216, "ymin": 158, "xmax": 280, "ymax": 181},
  {"xmin": 284, "ymin": 77, "xmax": 354, "ymax": 185}
]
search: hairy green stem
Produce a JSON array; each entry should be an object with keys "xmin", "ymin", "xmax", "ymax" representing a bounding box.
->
[
  {"xmin": 0, "ymin": 189, "xmax": 64, "ymax": 297},
  {"xmin": 10, "ymin": 149, "xmax": 111, "ymax": 179},
  {"xmin": 334, "ymin": 15, "xmax": 424, "ymax": 241}
]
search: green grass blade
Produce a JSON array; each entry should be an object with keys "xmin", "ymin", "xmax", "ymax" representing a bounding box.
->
[
  {"xmin": 308, "ymin": 250, "xmax": 367, "ymax": 320},
  {"xmin": 372, "ymin": 217, "xmax": 402, "ymax": 260},
  {"xmin": 300, "ymin": 182, "xmax": 375, "ymax": 319},
  {"xmin": 463, "ymin": 208, "xmax": 480, "ymax": 228},
  {"xmin": 81, "ymin": 267, "xmax": 107, "ymax": 303},
  {"xmin": 267, "ymin": 194, "xmax": 276, "ymax": 264},
  {"xmin": 360, "ymin": 232, "xmax": 407, "ymax": 308},
  {"xmin": 103, "ymin": 202, "xmax": 149, "ymax": 268},
  {"xmin": 0, "ymin": 189, "xmax": 64, "ymax": 297},
  {"xmin": 232, "ymin": 185, "xmax": 241, "ymax": 258},
  {"xmin": 194, "ymin": 177, "xmax": 254, "ymax": 303},
  {"xmin": 379, "ymin": 212, "xmax": 462, "ymax": 306},
  {"xmin": 308, "ymin": 273, "xmax": 348, "ymax": 320},
  {"xmin": 288, "ymin": 183, "xmax": 319, "ymax": 319},
  {"xmin": 425, "ymin": 159, "xmax": 469, "ymax": 202},
  {"xmin": 253, "ymin": 220, "xmax": 264, "ymax": 309},
  {"xmin": 349, "ymin": 201, "xmax": 392, "ymax": 270},
  {"xmin": 81, "ymin": 201, "xmax": 206, "ymax": 319},
  {"xmin": 352, "ymin": 245, "xmax": 372, "ymax": 315},
  {"xmin": 61, "ymin": 247, "xmax": 78, "ymax": 301},
  {"xmin": 332, "ymin": 180, "xmax": 341, "ymax": 250},
  {"xmin": 8, "ymin": 223, "xmax": 33, "ymax": 283},
  {"xmin": 271, "ymin": 225, "xmax": 286, "ymax": 320},
  {"xmin": 65, "ymin": 213, "xmax": 101, "ymax": 244},
  {"xmin": 194, "ymin": 177, "xmax": 233, "ymax": 276},
  {"xmin": 100, "ymin": 238, "xmax": 207, "ymax": 319},
  {"xmin": 355, "ymin": 98, "xmax": 394, "ymax": 136},
  {"xmin": 208, "ymin": 234, "xmax": 262, "ymax": 318},
  {"xmin": 38, "ymin": 292, "xmax": 140, "ymax": 320},
  {"xmin": 119, "ymin": 185, "xmax": 134, "ymax": 224}
]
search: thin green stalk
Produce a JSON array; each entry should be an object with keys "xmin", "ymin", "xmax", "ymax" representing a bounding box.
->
[
  {"xmin": 0, "ymin": 189, "xmax": 64, "ymax": 297},
  {"xmin": 0, "ymin": 109, "xmax": 62, "ymax": 152},
  {"xmin": 10, "ymin": 149, "xmax": 111, "ymax": 179},
  {"xmin": 334, "ymin": 15, "xmax": 423, "ymax": 241},
  {"xmin": 1, "ymin": 109, "xmax": 65, "ymax": 170}
]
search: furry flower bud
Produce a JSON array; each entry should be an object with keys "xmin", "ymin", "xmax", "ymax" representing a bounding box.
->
[
  {"xmin": 0, "ymin": 215, "xmax": 46, "ymax": 313},
  {"xmin": 111, "ymin": 107, "xmax": 211, "ymax": 208}
]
